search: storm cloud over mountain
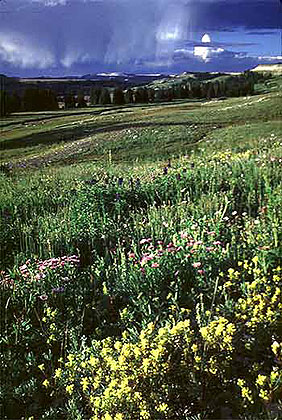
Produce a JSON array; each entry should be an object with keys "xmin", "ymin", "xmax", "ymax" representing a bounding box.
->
[{"xmin": 0, "ymin": 0, "xmax": 281, "ymax": 75}]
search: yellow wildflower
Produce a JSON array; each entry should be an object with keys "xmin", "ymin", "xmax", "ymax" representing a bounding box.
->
[
  {"xmin": 42, "ymin": 379, "xmax": 49, "ymax": 388},
  {"xmin": 54, "ymin": 368, "xmax": 62, "ymax": 379},
  {"xmin": 66, "ymin": 384, "xmax": 74, "ymax": 394},
  {"xmin": 252, "ymin": 256, "xmax": 259, "ymax": 265},
  {"xmin": 80, "ymin": 377, "xmax": 89, "ymax": 392},
  {"xmin": 272, "ymin": 341, "xmax": 280, "ymax": 356},
  {"xmin": 156, "ymin": 402, "xmax": 168, "ymax": 412},
  {"xmin": 256, "ymin": 375, "xmax": 267, "ymax": 387},
  {"xmin": 259, "ymin": 389, "xmax": 269, "ymax": 401}
]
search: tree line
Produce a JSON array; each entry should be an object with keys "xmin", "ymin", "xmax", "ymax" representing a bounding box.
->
[
  {"xmin": 90, "ymin": 73, "xmax": 256, "ymax": 106},
  {"xmin": 0, "ymin": 89, "xmax": 58, "ymax": 116},
  {"xmin": 0, "ymin": 72, "xmax": 259, "ymax": 116}
]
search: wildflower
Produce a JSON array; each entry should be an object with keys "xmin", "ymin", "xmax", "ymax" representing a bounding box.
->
[
  {"xmin": 206, "ymin": 246, "xmax": 214, "ymax": 252},
  {"xmin": 80, "ymin": 377, "xmax": 89, "ymax": 391},
  {"xmin": 252, "ymin": 256, "xmax": 259, "ymax": 265},
  {"xmin": 42, "ymin": 379, "xmax": 49, "ymax": 388},
  {"xmin": 66, "ymin": 384, "xmax": 74, "ymax": 394},
  {"xmin": 259, "ymin": 389, "xmax": 269, "ymax": 401},
  {"xmin": 54, "ymin": 368, "xmax": 62, "ymax": 378},
  {"xmin": 38, "ymin": 294, "xmax": 48, "ymax": 301},
  {"xmin": 192, "ymin": 344, "xmax": 198, "ymax": 352},
  {"xmin": 52, "ymin": 287, "xmax": 65, "ymax": 294},
  {"xmin": 151, "ymin": 263, "xmax": 159, "ymax": 268},
  {"xmin": 38, "ymin": 364, "xmax": 45, "ymax": 371},
  {"xmin": 271, "ymin": 341, "xmax": 280, "ymax": 356},
  {"xmin": 140, "ymin": 238, "xmax": 152, "ymax": 245},
  {"xmin": 241, "ymin": 387, "xmax": 253, "ymax": 402},
  {"xmin": 270, "ymin": 371, "xmax": 279, "ymax": 382},
  {"xmin": 256, "ymin": 375, "xmax": 267, "ymax": 387},
  {"xmin": 156, "ymin": 402, "xmax": 168, "ymax": 412},
  {"xmin": 237, "ymin": 379, "xmax": 245, "ymax": 387},
  {"xmin": 193, "ymin": 262, "xmax": 201, "ymax": 268}
]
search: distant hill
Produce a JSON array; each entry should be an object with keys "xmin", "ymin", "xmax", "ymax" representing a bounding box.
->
[{"xmin": 251, "ymin": 63, "xmax": 282, "ymax": 74}]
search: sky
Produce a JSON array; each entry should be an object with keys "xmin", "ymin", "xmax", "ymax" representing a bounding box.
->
[{"xmin": 0, "ymin": 0, "xmax": 281, "ymax": 76}]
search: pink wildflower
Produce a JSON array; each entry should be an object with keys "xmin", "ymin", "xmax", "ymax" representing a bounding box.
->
[
  {"xmin": 151, "ymin": 263, "xmax": 160, "ymax": 268},
  {"xmin": 140, "ymin": 238, "xmax": 152, "ymax": 245},
  {"xmin": 193, "ymin": 262, "xmax": 202, "ymax": 268}
]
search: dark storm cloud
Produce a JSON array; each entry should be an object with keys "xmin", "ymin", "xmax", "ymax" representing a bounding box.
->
[
  {"xmin": 0, "ymin": 0, "xmax": 281, "ymax": 74},
  {"xmin": 191, "ymin": 0, "xmax": 281, "ymax": 31},
  {"xmin": 247, "ymin": 31, "xmax": 278, "ymax": 35}
]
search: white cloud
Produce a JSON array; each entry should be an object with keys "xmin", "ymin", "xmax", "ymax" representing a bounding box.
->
[
  {"xmin": 0, "ymin": 33, "xmax": 55, "ymax": 68},
  {"xmin": 30, "ymin": 0, "xmax": 67, "ymax": 5},
  {"xmin": 61, "ymin": 50, "xmax": 92, "ymax": 67}
]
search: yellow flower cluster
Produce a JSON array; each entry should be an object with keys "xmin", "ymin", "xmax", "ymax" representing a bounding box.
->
[
  {"xmin": 55, "ymin": 317, "xmax": 200, "ymax": 419},
  {"xmin": 50, "ymin": 261, "xmax": 282, "ymax": 417},
  {"xmin": 200, "ymin": 317, "xmax": 236, "ymax": 352},
  {"xmin": 212, "ymin": 150, "xmax": 251, "ymax": 163},
  {"xmin": 235, "ymin": 265, "xmax": 282, "ymax": 330},
  {"xmin": 42, "ymin": 306, "xmax": 59, "ymax": 344},
  {"xmin": 272, "ymin": 341, "xmax": 282, "ymax": 358},
  {"xmin": 237, "ymin": 378, "xmax": 254, "ymax": 404}
]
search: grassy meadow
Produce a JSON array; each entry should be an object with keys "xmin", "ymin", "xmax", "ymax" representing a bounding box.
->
[{"xmin": 0, "ymin": 73, "xmax": 282, "ymax": 419}]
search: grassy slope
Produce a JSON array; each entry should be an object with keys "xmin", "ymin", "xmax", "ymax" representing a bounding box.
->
[
  {"xmin": 0, "ymin": 73, "xmax": 282, "ymax": 420},
  {"xmin": 0, "ymin": 74, "xmax": 281, "ymax": 268},
  {"xmin": 1, "ymin": 82, "xmax": 281, "ymax": 167}
]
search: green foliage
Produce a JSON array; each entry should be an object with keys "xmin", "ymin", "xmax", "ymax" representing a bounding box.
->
[
  {"xmin": 22, "ymin": 89, "xmax": 58, "ymax": 112},
  {"xmin": 77, "ymin": 92, "xmax": 87, "ymax": 108},
  {"xmin": 0, "ymin": 73, "xmax": 281, "ymax": 419},
  {"xmin": 65, "ymin": 93, "xmax": 76, "ymax": 109},
  {"xmin": 52, "ymin": 261, "xmax": 282, "ymax": 419},
  {"xmin": 90, "ymin": 87, "xmax": 102, "ymax": 105},
  {"xmin": 99, "ymin": 89, "xmax": 111, "ymax": 105},
  {"xmin": 112, "ymin": 88, "xmax": 125, "ymax": 105}
]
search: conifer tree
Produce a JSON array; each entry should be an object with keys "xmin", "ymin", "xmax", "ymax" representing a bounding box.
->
[
  {"xmin": 112, "ymin": 88, "xmax": 125, "ymax": 105},
  {"xmin": 99, "ymin": 88, "xmax": 111, "ymax": 105},
  {"xmin": 124, "ymin": 89, "xmax": 134, "ymax": 104}
]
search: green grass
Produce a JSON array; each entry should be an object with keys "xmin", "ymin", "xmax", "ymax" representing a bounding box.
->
[{"xmin": 0, "ymin": 73, "xmax": 281, "ymax": 420}]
